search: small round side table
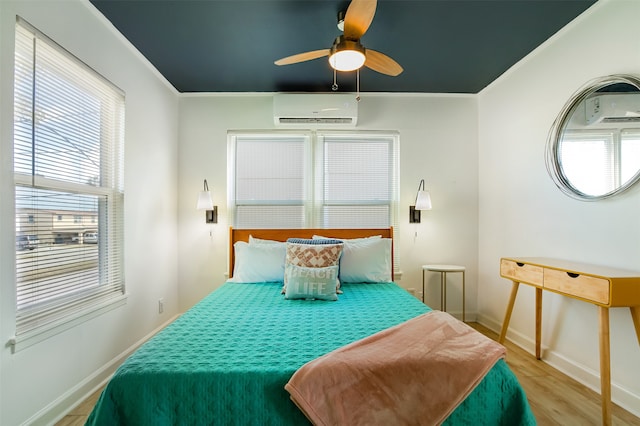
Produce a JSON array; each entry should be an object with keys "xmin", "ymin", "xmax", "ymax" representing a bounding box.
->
[{"xmin": 422, "ymin": 264, "xmax": 466, "ymax": 322}]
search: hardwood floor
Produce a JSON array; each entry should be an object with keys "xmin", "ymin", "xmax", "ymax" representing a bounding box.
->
[
  {"xmin": 56, "ymin": 322, "xmax": 640, "ymax": 425},
  {"xmin": 468, "ymin": 323, "xmax": 640, "ymax": 426},
  {"xmin": 55, "ymin": 386, "xmax": 103, "ymax": 426}
]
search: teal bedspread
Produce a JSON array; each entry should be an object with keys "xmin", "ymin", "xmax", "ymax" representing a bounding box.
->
[{"xmin": 87, "ymin": 282, "xmax": 535, "ymax": 425}]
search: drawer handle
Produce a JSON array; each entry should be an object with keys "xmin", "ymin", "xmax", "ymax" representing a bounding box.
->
[
  {"xmin": 567, "ymin": 272, "xmax": 580, "ymax": 278},
  {"xmin": 516, "ymin": 262, "xmax": 525, "ymax": 267}
]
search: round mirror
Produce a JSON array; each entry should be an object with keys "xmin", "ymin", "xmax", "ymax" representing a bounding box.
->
[{"xmin": 546, "ymin": 74, "xmax": 640, "ymax": 200}]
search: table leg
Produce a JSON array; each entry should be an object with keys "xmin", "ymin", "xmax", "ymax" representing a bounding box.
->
[
  {"xmin": 441, "ymin": 272, "xmax": 446, "ymax": 312},
  {"xmin": 499, "ymin": 281, "xmax": 520, "ymax": 344},
  {"xmin": 599, "ymin": 307, "xmax": 612, "ymax": 426},
  {"xmin": 631, "ymin": 306, "xmax": 640, "ymax": 347},
  {"xmin": 535, "ymin": 287, "xmax": 542, "ymax": 360},
  {"xmin": 462, "ymin": 270, "xmax": 466, "ymax": 322}
]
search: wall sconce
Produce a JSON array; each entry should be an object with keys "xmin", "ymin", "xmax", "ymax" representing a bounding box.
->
[
  {"xmin": 196, "ymin": 179, "xmax": 218, "ymax": 224},
  {"xmin": 409, "ymin": 179, "xmax": 432, "ymax": 223}
]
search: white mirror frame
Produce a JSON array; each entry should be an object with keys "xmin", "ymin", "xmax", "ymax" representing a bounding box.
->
[{"xmin": 546, "ymin": 74, "xmax": 640, "ymax": 201}]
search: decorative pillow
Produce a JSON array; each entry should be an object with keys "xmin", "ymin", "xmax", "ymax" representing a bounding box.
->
[
  {"xmin": 313, "ymin": 235, "xmax": 392, "ymax": 283},
  {"xmin": 284, "ymin": 238, "xmax": 344, "ymax": 294},
  {"xmin": 284, "ymin": 264, "xmax": 339, "ymax": 301},
  {"xmin": 285, "ymin": 238, "xmax": 344, "ymax": 267},
  {"xmin": 229, "ymin": 241, "xmax": 286, "ymax": 283}
]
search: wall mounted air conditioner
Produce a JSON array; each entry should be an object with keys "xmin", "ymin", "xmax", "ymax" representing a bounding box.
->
[
  {"xmin": 273, "ymin": 93, "xmax": 358, "ymax": 127},
  {"xmin": 585, "ymin": 93, "xmax": 640, "ymax": 125}
]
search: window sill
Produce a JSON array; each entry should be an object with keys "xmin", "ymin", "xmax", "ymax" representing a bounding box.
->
[{"xmin": 9, "ymin": 294, "xmax": 128, "ymax": 353}]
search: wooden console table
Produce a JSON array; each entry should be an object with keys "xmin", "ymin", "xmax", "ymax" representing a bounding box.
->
[{"xmin": 498, "ymin": 257, "xmax": 640, "ymax": 426}]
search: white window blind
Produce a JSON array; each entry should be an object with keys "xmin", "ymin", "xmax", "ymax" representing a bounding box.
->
[
  {"xmin": 621, "ymin": 130, "xmax": 640, "ymax": 184},
  {"xmin": 13, "ymin": 19, "xmax": 125, "ymax": 342},
  {"xmin": 232, "ymin": 134, "xmax": 310, "ymax": 228},
  {"xmin": 316, "ymin": 134, "xmax": 398, "ymax": 229}
]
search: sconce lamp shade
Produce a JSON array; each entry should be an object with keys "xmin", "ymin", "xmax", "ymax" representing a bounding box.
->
[
  {"xmin": 415, "ymin": 190, "xmax": 432, "ymax": 211},
  {"xmin": 409, "ymin": 179, "xmax": 432, "ymax": 223},
  {"xmin": 196, "ymin": 190, "xmax": 214, "ymax": 210},
  {"xmin": 197, "ymin": 179, "xmax": 218, "ymax": 224}
]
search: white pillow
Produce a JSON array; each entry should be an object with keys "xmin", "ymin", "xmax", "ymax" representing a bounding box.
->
[
  {"xmin": 340, "ymin": 238, "xmax": 392, "ymax": 283},
  {"xmin": 229, "ymin": 241, "xmax": 286, "ymax": 283},
  {"xmin": 249, "ymin": 235, "xmax": 285, "ymax": 246},
  {"xmin": 312, "ymin": 235, "xmax": 391, "ymax": 283}
]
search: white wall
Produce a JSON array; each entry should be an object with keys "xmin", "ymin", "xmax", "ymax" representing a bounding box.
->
[
  {"xmin": 10, "ymin": 0, "xmax": 636, "ymax": 422},
  {"xmin": 177, "ymin": 94, "xmax": 479, "ymax": 314},
  {"xmin": 478, "ymin": 0, "xmax": 640, "ymax": 415},
  {"xmin": 0, "ymin": 1, "xmax": 179, "ymax": 424}
]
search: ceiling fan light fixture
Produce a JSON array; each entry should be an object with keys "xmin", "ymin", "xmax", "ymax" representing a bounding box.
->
[
  {"xmin": 328, "ymin": 36, "xmax": 366, "ymax": 72},
  {"xmin": 329, "ymin": 50, "xmax": 365, "ymax": 71}
]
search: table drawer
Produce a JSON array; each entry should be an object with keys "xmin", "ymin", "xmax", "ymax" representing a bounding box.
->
[
  {"xmin": 500, "ymin": 259, "xmax": 544, "ymax": 286},
  {"xmin": 543, "ymin": 269, "xmax": 610, "ymax": 304}
]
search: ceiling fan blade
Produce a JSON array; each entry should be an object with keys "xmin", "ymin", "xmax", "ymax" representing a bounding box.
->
[
  {"xmin": 343, "ymin": 0, "xmax": 377, "ymax": 40},
  {"xmin": 274, "ymin": 49, "xmax": 330, "ymax": 66},
  {"xmin": 364, "ymin": 49, "xmax": 403, "ymax": 76}
]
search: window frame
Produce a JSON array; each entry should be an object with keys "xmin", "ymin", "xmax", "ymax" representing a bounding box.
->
[
  {"xmin": 228, "ymin": 129, "xmax": 400, "ymax": 269},
  {"xmin": 11, "ymin": 18, "xmax": 126, "ymax": 351},
  {"xmin": 314, "ymin": 132, "xmax": 399, "ymax": 229},
  {"xmin": 228, "ymin": 131, "xmax": 313, "ymax": 228}
]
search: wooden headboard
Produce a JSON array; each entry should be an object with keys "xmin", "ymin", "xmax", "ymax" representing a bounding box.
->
[{"xmin": 229, "ymin": 227, "xmax": 394, "ymax": 279}]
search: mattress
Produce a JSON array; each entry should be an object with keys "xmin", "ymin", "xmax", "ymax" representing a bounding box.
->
[{"xmin": 86, "ymin": 281, "xmax": 535, "ymax": 425}]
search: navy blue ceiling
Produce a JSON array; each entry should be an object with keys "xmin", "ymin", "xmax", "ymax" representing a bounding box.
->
[{"xmin": 89, "ymin": 0, "xmax": 596, "ymax": 94}]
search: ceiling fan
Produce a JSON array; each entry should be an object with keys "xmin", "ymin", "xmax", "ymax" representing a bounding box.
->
[{"xmin": 274, "ymin": 0, "xmax": 403, "ymax": 77}]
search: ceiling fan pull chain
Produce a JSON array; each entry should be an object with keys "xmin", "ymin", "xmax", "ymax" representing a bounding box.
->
[
  {"xmin": 356, "ymin": 69, "xmax": 361, "ymax": 102},
  {"xmin": 332, "ymin": 68, "xmax": 338, "ymax": 91}
]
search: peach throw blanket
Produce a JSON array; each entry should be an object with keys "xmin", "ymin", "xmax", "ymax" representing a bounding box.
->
[{"xmin": 285, "ymin": 311, "xmax": 506, "ymax": 426}]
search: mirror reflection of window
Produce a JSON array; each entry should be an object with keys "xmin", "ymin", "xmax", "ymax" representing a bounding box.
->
[
  {"xmin": 559, "ymin": 131, "xmax": 615, "ymax": 196},
  {"xmin": 559, "ymin": 129, "xmax": 640, "ymax": 197},
  {"xmin": 621, "ymin": 130, "xmax": 640, "ymax": 184}
]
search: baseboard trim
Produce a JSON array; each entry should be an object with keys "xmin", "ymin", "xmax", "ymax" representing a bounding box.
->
[
  {"xmin": 26, "ymin": 314, "xmax": 179, "ymax": 426},
  {"xmin": 447, "ymin": 310, "xmax": 477, "ymax": 323},
  {"xmin": 476, "ymin": 313, "xmax": 640, "ymax": 418}
]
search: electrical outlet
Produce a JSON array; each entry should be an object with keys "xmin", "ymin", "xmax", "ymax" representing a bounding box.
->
[{"xmin": 158, "ymin": 298, "xmax": 164, "ymax": 314}]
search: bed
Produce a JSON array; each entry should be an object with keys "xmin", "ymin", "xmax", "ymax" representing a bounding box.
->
[{"xmin": 86, "ymin": 228, "xmax": 535, "ymax": 425}]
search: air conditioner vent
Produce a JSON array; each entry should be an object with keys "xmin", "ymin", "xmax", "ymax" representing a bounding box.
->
[
  {"xmin": 601, "ymin": 117, "xmax": 640, "ymax": 123},
  {"xmin": 278, "ymin": 117, "xmax": 355, "ymax": 124},
  {"xmin": 273, "ymin": 93, "xmax": 358, "ymax": 127}
]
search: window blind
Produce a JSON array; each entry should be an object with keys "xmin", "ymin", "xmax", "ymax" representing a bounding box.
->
[
  {"xmin": 13, "ymin": 19, "xmax": 125, "ymax": 339},
  {"xmin": 316, "ymin": 134, "xmax": 399, "ymax": 229},
  {"xmin": 621, "ymin": 130, "xmax": 640, "ymax": 184},
  {"xmin": 233, "ymin": 134, "xmax": 309, "ymax": 228}
]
